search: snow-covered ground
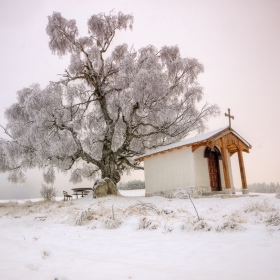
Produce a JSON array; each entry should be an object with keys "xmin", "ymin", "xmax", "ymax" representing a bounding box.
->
[{"xmin": 0, "ymin": 192, "xmax": 279, "ymax": 280}]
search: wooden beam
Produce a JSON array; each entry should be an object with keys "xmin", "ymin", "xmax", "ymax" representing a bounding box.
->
[
  {"xmin": 221, "ymin": 138, "xmax": 231, "ymax": 189},
  {"xmin": 192, "ymin": 141, "xmax": 211, "ymax": 152},
  {"xmin": 237, "ymin": 149, "xmax": 248, "ymax": 190}
]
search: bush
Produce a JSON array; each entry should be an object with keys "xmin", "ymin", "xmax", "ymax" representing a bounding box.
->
[
  {"xmin": 242, "ymin": 182, "xmax": 280, "ymax": 193},
  {"xmin": 117, "ymin": 180, "xmax": 145, "ymax": 190},
  {"xmin": 40, "ymin": 184, "xmax": 57, "ymax": 201}
]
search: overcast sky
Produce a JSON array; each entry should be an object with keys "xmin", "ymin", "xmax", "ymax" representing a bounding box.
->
[{"xmin": 0, "ymin": 0, "xmax": 280, "ymax": 199}]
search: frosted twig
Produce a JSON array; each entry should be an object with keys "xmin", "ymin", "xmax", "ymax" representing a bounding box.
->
[{"xmin": 187, "ymin": 193, "xmax": 200, "ymax": 221}]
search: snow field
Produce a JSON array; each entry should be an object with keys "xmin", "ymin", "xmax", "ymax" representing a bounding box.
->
[{"xmin": 0, "ymin": 193, "xmax": 280, "ymax": 279}]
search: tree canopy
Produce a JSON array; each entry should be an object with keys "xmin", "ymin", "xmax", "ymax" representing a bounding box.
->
[{"xmin": 0, "ymin": 11, "xmax": 219, "ymax": 185}]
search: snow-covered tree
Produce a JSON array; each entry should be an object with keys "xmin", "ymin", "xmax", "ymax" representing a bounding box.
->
[
  {"xmin": 0, "ymin": 11, "xmax": 219, "ymax": 185},
  {"xmin": 40, "ymin": 184, "xmax": 57, "ymax": 201}
]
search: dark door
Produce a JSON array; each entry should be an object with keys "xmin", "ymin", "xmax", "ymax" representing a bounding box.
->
[{"xmin": 208, "ymin": 151, "xmax": 221, "ymax": 191}]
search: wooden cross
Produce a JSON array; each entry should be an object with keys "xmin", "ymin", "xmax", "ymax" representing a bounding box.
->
[{"xmin": 225, "ymin": 108, "xmax": 234, "ymax": 129}]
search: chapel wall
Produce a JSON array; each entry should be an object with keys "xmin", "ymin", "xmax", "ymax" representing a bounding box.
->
[
  {"xmin": 193, "ymin": 146, "xmax": 211, "ymax": 190},
  {"xmin": 144, "ymin": 146, "xmax": 195, "ymax": 196}
]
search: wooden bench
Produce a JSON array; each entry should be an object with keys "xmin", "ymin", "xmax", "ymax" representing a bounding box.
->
[{"xmin": 63, "ymin": 191, "xmax": 72, "ymax": 201}]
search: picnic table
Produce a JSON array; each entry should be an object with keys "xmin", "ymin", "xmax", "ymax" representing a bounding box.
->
[{"xmin": 71, "ymin": 188, "xmax": 93, "ymax": 199}]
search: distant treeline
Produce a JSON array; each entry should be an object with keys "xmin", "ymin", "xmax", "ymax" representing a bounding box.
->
[
  {"xmin": 117, "ymin": 180, "xmax": 145, "ymax": 190},
  {"xmin": 242, "ymin": 182, "xmax": 280, "ymax": 193}
]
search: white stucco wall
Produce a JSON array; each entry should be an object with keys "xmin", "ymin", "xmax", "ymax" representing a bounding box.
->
[
  {"xmin": 143, "ymin": 145, "xmax": 235, "ymax": 195},
  {"xmin": 193, "ymin": 146, "xmax": 210, "ymax": 187},
  {"xmin": 144, "ymin": 146, "xmax": 195, "ymax": 194}
]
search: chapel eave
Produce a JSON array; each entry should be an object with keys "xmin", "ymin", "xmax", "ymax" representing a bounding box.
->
[{"xmin": 135, "ymin": 126, "xmax": 251, "ymax": 162}]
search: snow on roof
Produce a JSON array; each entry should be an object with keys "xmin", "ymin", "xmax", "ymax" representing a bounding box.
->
[{"xmin": 135, "ymin": 126, "xmax": 251, "ymax": 161}]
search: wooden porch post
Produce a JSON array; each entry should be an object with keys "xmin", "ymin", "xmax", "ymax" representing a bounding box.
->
[
  {"xmin": 221, "ymin": 138, "xmax": 231, "ymax": 192},
  {"xmin": 237, "ymin": 149, "xmax": 249, "ymax": 194}
]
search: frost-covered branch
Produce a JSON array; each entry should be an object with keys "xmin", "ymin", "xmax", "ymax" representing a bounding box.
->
[{"xmin": 0, "ymin": 11, "xmax": 219, "ymax": 185}]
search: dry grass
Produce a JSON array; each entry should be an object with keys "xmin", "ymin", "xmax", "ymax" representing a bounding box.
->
[
  {"xmin": 228, "ymin": 210, "xmax": 248, "ymax": 223},
  {"xmin": 193, "ymin": 220, "xmax": 212, "ymax": 231},
  {"xmin": 139, "ymin": 217, "xmax": 160, "ymax": 230},
  {"xmin": 1, "ymin": 196, "xmax": 280, "ymax": 233},
  {"xmin": 216, "ymin": 221, "xmax": 245, "ymax": 232},
  {"xmin": 266, "ymin": 212, "xmax": 280, "ymax": 227},
  {"xmin": 243, "ymin": 199, "xmax": 278, "ymax": 213},
  {"xmin": 126, "ymin": 201, "xmax": 160, "ymax": 215}
]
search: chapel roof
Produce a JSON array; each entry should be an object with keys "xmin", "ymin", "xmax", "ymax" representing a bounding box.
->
[{"xmin": 135, "ymin": 126, "xmax": 252, "ymax": 161}]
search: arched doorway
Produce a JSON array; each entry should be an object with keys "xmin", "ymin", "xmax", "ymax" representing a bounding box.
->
[{"xmin": 205, "ymin": 147, "xmax": 221, "ymax": 191}]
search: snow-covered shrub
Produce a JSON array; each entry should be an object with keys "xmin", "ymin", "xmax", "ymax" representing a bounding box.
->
[
  {"xmin": 126, "ymin": 201, "xmax": 160, "ymax": 215},
  {"xmin": 246, "ymin": 182, "xmax": 280, "ymax": 193},
  {"xmin": 102, "ymin": 205, "xmax": 122, "ymax": 229},
  {"xmin": 0, "ymin": 201, "xmax": 19, "ymax": 208},
  {"xmin": 161, "ymin": 207, "xmax": 179, "ymax": 219},
  {"xmin": 102, "ymin": 216, "xmax": 122, "ymax": 229},
  {"xmin": 216, "ymin": 221, "xmax": 245, "ymax": 232},
  {"xmin": 266, "ymin": 212, "xmax": 280, "ymax": 227},
  {"xmin": 243, "ymin": 199, "xmax": 277, "ymax": 213},
  {"xmin": 228, "ymin": 210, "xmax": 248, "ymax": 223},
  {"xmin": 118, "ymin": 180, "xmax": 145, "ymax": 190},
  {"xmin": 75, "ymin": 209, "xmax": 93, "ymax": 226},
  {"xmin": 40, "ymin": 184, "xmax": 57, "ymax": 201},
  {"xmin": 23, "ymin": 200, "xmax": 33, "ymax": 207},
  {"xmin": 163, "ymin": 223, "xmax": 173, "ymax": 233},
  {"xmin": 276, "ymin": 190, "xmax": 280, "ymax": 199},
  {"xmin": 139, "ymin": 217, "xmax": 160, "ymax": 230},
  {"xmin": 193, "ymin": 220, "xmax": 212, "ymax": 231}
]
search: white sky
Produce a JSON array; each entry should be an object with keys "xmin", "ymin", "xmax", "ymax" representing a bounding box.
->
[{"xmin": 0, "ymin": 0, "xmax": 280, "ymax": 198}]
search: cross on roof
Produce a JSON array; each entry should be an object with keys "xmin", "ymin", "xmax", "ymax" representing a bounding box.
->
[{"xmin": 225, "ymin": 108, "xmax": 234, "ymax": 129}]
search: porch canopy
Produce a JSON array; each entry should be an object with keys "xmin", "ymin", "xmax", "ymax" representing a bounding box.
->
[{"xmin": 136, "ymin": 127, "xmax": 252, "ymax": 193}]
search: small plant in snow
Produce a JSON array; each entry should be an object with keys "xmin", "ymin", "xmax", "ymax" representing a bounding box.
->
[
  {"xmin": 193, "ymin": 220, "xmax": 212, "ymax": 231},
  {"xmin": 216, "ymin": 221, "xmax": 245, "ymax": 232},
  {"xmin": 103, "ymin": 216, "xmax": 122, "ymax": 229},
  {"xmin": 102, "ymin": 205, "xmax": 122, "ymax": 229},
  {"xmin": 40, "ymin": 184, "xmax": 57, "ymax": 201},
  {"xmin": 139, "ymin": 217, "xmax": 160, "ymax": 230},
  {"xmin": 75, "ymin": 209, "xmax": 92, "ymax": 226}
]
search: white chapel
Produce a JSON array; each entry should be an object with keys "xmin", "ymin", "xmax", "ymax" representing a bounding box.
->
[{"xmin": 136, "ymin": 122, "xmax": 251, "ymax": 197}]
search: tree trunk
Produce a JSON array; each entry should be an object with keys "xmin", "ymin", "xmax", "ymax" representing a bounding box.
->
[
  {"xmin": 101, "ymin": 160, "xmax": 121, "ymax": 185},
  {"xmin": 101, "ymin": 169, "xmax": 120, "ymax": 185}
]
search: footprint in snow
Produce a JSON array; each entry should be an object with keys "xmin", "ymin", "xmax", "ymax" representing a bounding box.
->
[
  {"xmin": 25, "ymin": 263, "xmax": 41, "ymax": 271},
  {"xmin": 42, "ymin": 250, "xmax": 51, "ymax": 259}
]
